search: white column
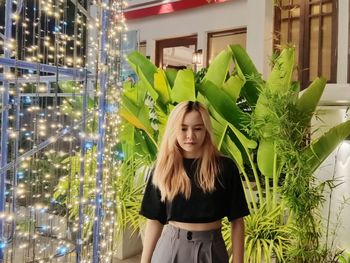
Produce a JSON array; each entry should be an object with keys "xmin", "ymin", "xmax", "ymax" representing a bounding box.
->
[
  {"xmin": 336, "ymin": 0, "xmax": 349, "ymax": 83},
  {"xmin": 147, "ymin": 39, "xmax": 156, "ymax": 64},
  {"xmin": 246, "ymin": 0, "xmax": 274, "ymax": 78},
  {"xmin": 197, "ymin": 31, "xmax": 206, "ymax": 71},
  {"xmin": 313, "ymin": 107, "xmax": 350, "ymax": 250}
]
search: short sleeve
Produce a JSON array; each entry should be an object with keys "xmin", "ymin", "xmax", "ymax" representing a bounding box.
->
[
  {"xmin": 139, "ymin": 171, "xmax": 167, "ymax": 225},
  {"xmin": 225, "ymin": 159, "xmax": 250, "ymax": 221}
]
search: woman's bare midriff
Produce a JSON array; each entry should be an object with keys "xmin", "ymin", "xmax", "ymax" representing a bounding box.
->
[{"xmin": 168, "ymin": 220, "xmax": 222, "ymax": 231}]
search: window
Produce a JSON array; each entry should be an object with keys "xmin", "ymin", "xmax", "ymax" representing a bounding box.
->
[
  {"xmin": 155, "ymin": 35, "xmax": 197, "ymax": 70},
  {"xmin": 139, "ymin": 41, "xmax": 147, "ymax": 57},
  {"xmin": 207, "ymin": 28, "xmax": 247, "ymax": 66},
  {"xmin": 274, "ymin": 0, "xmax": 338, "ymax": 88}
]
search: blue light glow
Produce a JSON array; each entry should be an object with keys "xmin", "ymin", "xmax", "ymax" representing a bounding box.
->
[
  {"xmin": 115, "ymin": 151, "xmax": 124, "ymax": 160},
  {"xmin": 17, "ymin": 172, "xmax": 24, "ymax": 179},
  {"xmin": 106, "ymin": 104, "xmax": 117, "ymax": 113},
  {"xmin": 23, "ymin": 96, "xmax": 32, "ymax": 105},
  {"xmin": 55, "ymin": 245, "xmax": 69, "ymax": 256},
  {"xmin": 84, "ymin": 141, "xmax": 93, "ymax": 150},
  {"xmin": 62, "ymin": 128, "xmax": 69, "ymax": 135},
  {"xmin": 50, "ymin": 199, "xmax": 59, "ymax": 205}
]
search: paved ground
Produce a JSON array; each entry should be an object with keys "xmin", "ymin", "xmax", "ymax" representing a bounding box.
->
[{"xmin": 113, "ymin": 253, "xmax": 141, "ymax": 263}]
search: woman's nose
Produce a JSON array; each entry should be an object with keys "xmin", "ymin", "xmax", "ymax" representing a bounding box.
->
[{"xmin": 186, "ymin": 129, "xmax": 194, "ymax": 139}]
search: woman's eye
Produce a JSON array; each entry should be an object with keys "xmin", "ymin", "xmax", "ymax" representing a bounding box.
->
[
  {"xmin": 195, "ymin": 128, "xmax": 202, "ymax": 131},
  {"xmin": 181, "ymin": 128, "xmax": 187, "ymax": 131}
]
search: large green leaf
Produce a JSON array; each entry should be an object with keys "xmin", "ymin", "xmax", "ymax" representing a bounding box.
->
[
  {"xmin": 205, "ymin": 47, "xmax": 232, "ymax": 87},
  {"xmin": 253, "ymin": 91, "xmax": 278, "ymax": 138},
  {"xmin": 222, "ymin": 134, "xmax": 244, "ymax": 170},
  {"xmin": 209, "ymin": 102, "xmax": 257, "ymax": 166},
  {"xmin": 290, "ymin": 81, "xmax": 300, "ymax": 104},
  {"xmin": 227, "ymin": 120, "xmax": 257, "ymax": 167},
  {"xmin": 199, "ymin": 80, "xmax": 249, "ymax": 131},
  {"xmin": 302, "ymin": 120, "xmax": 350, "ymax": 174},
  {"xmin": 257, "ymin": 139, "xmax": 275, "ymax": 178},
  {"xmin": 118, "ymin": 124, "xmax": 137, "ymax": 159},
  {"xmin": 266, "ymin": 47, "xmax": 294, "ymax": 94},
  {"xmin": 154, "ymin": 103, "xmax": 169, "ymax": 141},
  {"xmin": 119, "ymin": 122, "xmax": 135, "ymax": 145},
  {"xmin": 171, "ymin": 69, "xmax": 196, "ymax": 103},
  {"xmin": 165, "ymin": 68, "xmax": 178, "ymax": 88},
  {"xmin": 127, "ymin": 51, "xmax": 157, "ymax": 89},
  {"xmin": 135, "ymin": 129, "xmax": 158, "ymax": 160},
  {"xmin": 120, "ymin": 95, "xmax": 154, "ymax": 139},
  {"xmin": 127, "ymin": 52, "xmax": 159, "ymax": 101},
  {"xmin": 227, "ymin": 123, "xmax": 257, "ymax": 150},
  {"xmin": 222, "ymin": 73, "xmax": 245, "ymax": 102},
  {"xmin": 135, "ymin": 67, "xmax": 159, "ymax": 101},
  {"xmin": 209, "ymin": 112, "xmax": 228, "ymax": 150},
  {"xmin": 230, "ymin": 44, "xmax": 261, "ymax": 106},
  {"xmin": 208, "ymin": 104, "xmax": 256, "ymax": 171},
  {"xmin": 123, "ymin": 81, "xmax": 147, "ymax": 105},
  {"xmin": 154, "ymin": 69, "xmax": 171, "ymax": 105},
  {"xmin": 296, "ymin": 77, "xmax": 326, "ymax": 128}
]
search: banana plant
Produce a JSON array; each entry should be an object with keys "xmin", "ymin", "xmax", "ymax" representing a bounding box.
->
[{"xmin": 121, "ymin": 45, "xmax": 350, "ymax": 262}]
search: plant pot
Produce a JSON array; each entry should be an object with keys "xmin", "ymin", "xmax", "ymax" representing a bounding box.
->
[{"xmin": 113, "ymin": 224, "xmax": 143, "ymax": 260}]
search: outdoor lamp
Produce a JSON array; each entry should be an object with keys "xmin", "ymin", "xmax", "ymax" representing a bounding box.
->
[{"xmin": 192, "ymin": 49, "xmax": 203, "ymax": 65}]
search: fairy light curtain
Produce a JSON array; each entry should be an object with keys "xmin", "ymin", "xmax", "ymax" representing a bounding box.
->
[{"xmin": 0, "ymin": 0, "xmax": 128, "ymax": 262}]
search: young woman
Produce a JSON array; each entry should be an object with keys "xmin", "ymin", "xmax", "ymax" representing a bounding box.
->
[{"xmin": 140, "ymin": 101, "xmax": 249, "ymax": 263}]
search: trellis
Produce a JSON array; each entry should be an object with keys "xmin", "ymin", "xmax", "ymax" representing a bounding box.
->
[{"xmin": 0, "ymin": 0, "xmax": 126, "ymax": 262}]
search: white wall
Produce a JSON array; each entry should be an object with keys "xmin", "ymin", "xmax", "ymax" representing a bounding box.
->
[
  {"xmin": 337, "ymin": 0, "xmax": 349, "ymax": 83},
  {"xmin": 312, "ymin": 107, "xmax": 350, "ymax": 250},
  {"xmin": 246, "ymin": 0, "xmax": 274, "ymax": 78},
  {"xmin": 128, "ymin": 0, "xmax": 350, "ymax": 87},
  {"xmin": 128, "ymin": 0, "xmax": 247, "ymax": 62}
]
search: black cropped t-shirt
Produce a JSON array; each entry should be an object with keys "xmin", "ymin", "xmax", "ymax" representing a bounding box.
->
[{"xmin": 140, "ymin": 156, "xmax": 250, "ymax": 225}]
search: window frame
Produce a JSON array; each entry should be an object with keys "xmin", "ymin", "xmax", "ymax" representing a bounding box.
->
[
  {"xmin": 155, "ymin": 35, "xmax": 197, "ymax": 68},
  {"xmin": 206, "ymin": 28, "xmax": 247, "ymax": 67},
  {"xmin": 274, "ymin": 0, "xmax": 338, "ymax": 88}
]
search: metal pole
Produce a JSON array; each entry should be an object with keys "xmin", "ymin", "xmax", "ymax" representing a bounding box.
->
[
  {"xmin": 0, "ymin": 57, "xmax": 91, "ymax": 77},
  {"xmin": 76, "ymin": 72, "xmax": 88, "ymax": 263},
  {"xmin": 0, "ymin": 0, "xmax": 13, "ymax": 260},
  {"xmin": 92, "ymin": 0, "xmax": 109, "ymax": 262},
  {"xmin": 76, "ymin": 0, "xmax": 90, "ymax": 259}
]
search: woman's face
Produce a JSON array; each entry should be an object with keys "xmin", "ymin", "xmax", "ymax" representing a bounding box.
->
[{"xmin": 176, "ymin": 110, "xmax": 206, "ymax": 158}]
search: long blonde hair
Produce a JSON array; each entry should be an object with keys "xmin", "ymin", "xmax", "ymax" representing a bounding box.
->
[{"xmin": 153, "ymin": 101, "xmax": 220, "ymax": 201}]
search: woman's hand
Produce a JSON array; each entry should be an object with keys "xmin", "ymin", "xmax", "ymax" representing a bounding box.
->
[{"xmin": 140, "ymin": 219, "xmax": 164, "ymax": 263}]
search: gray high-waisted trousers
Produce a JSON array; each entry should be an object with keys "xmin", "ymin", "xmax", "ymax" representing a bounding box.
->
[{"xmin": 151, "ymin": 224, "xmax": 229, "ymax": 263}]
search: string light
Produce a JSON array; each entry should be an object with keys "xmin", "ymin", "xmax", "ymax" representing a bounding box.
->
[{"xmin": 0, "ymin": 0, "xmax": 128, "ymax": 261}]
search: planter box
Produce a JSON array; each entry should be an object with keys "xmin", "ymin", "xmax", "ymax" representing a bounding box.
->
[{"xmin": 113, "ymin": 225, "xmax": 143, "ymax": 260}]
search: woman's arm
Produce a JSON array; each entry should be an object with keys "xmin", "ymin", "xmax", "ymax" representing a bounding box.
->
[
  {"xmin": 140, "ymin": 219, "xmax": 164, "ymax": 263},
  {"xmin": 231, "ymin": 217, "xmax": 245, "ymax": 263}
]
